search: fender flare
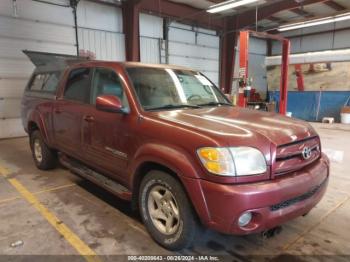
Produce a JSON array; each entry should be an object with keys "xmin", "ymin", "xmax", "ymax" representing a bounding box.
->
[
  {"xmin": 27, "ymin": 109, "xmax": 50, "ymax": 144},
  {"xmin": 130, "ymin": 143, "xmax": 211, "ymax": 224}
]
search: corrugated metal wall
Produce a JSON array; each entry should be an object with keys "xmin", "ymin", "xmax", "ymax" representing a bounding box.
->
[
  {"xmin": 77, "ymin": 1, "xmax": 125, "ymax": 61},
  {"xmin": 139, "ymin": 13, "xmax": 163, "ymax": 64},
  {"xmin": 0, "ymin": 0, "xmax": 76, "ymax": 139},
  {"xmin": 271, "ymin": 20, "xmax": 350, "ymax": 55},
  {"xmin": 168, "ymin": 22, "xmax": 220, "ymax": 86}
]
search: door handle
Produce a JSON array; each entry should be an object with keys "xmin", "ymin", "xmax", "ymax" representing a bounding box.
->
[{"xmin": 83, "ymin": 115, "xmax": 95, "ymax": 122}]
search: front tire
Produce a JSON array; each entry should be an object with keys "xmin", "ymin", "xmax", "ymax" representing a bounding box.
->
[
  {"xmin": 139, "ymin": 170, "xmax": 200, "ymax": 250},
  {"xmin": 30, "ymin": 130, "xmax": 56, "ymax": 170}
]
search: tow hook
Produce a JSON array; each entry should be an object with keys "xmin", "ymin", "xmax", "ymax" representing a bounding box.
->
[{"xmin": 261, "ymin": 226, "xmax": 282, "ymax": 239}]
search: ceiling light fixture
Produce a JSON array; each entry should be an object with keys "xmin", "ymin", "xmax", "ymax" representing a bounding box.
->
[
  {"xmin": 278, "ymin": 12, "xmax": 350, "ymax": 31},
  {"xmin": 207, "ymin": 0, "xmax": 260, "ymax": 14}
]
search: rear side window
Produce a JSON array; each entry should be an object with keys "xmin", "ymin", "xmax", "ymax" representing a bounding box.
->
[
  {"xmin": 29, "ymin": 71, "xmax": 61, "ymax": 93},
  {"xmin": 64, "ymin": 68, "xmax": 91, "ymax": 103}
]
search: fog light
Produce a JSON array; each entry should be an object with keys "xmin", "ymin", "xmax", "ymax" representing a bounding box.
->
[{"xmin": 238, "ymin": 212, "xmax": 252, "ymax": 227}]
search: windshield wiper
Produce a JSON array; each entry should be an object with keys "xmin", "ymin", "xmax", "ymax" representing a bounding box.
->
[
  {"xmin": 197, "ymin": 102, "xmax": 231, "ymax": 107},
  {"xmin": 147, "ymin": 104, "xmax": 201, "ymax": 111}
]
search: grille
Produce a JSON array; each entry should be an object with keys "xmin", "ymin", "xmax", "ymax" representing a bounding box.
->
[
  {"xmin": 270, "ymin": 178, "xmax": 327, "ymax": 211},
  {"xmin": 274, "ymin": 136, "xmax": 321, "ymax": 175}
]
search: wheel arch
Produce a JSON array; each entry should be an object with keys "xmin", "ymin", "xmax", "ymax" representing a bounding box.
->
[
  {"xmin": 130, "ymin": 155, "xmax": 211, "ymax": 224},
  {"xmin": 27, "ymin": 110, "xmax": 50, "ymax": 143}
]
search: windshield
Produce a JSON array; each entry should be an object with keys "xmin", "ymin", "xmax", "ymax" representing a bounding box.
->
[{"xmin": 126, "ymin": 67, "xmax": 230, "ymax": 110}]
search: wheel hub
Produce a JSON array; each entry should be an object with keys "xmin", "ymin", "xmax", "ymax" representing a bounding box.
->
[
  {"xmin": 33, "ymin": 139, "xmax": 43, "ymax": 163},
  {"xmin": 147, "ymin": 185, "xmax": 180, "ymax": 235}
]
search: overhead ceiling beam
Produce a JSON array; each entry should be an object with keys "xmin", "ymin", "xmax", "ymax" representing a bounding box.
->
[
  {"xmin": 140, "ymin": 0, "xmax": 224, "ymax": 30},
  {"xmin": 268, "ymin": 16, "xmax": 288, "ymax": 23},
  {"xmin": 289, "ymin": 7, "xmax": 314, "ymax": 18},
  {"xmin": 324, "ymin": 0, "xmax": 347, "ymax": 11},
  {"xmin": 235, "ymin": 0, "xmax": 327, "ymax": 28}
]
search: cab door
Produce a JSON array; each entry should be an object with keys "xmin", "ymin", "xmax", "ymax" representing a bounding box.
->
[
  {"xmin": 53, "ymin": 67, "xmax": 92, "ymax": 157},
  {"xmin": 82, "ymin": 67, "xmax": 131, "ymax": 182}
]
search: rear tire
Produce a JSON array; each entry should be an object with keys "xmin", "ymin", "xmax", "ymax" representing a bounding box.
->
[
  {"xmin": 30, "ymin": 130, "xmax": 56, "ymax": 170},
  {"xmin": 139, "ymin": 170, "xmax": 200, "ymax": 250}
]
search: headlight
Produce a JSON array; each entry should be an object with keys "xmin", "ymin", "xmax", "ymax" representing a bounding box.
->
[{"xmin": 197, "ymin": 147, "xmax": 267, "ymax": 177}]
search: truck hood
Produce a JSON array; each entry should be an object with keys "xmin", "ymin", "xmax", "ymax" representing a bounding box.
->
[{"xmin": 150, "ymin": 106, "xmax": 317, "ymax": 146}]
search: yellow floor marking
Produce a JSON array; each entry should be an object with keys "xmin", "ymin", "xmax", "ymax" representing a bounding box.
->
[
  {"xmin": 0, "ymin": 166, "xmax": 100, "ymax": 262},
  {"xmin": 8, "ymin": 178, "xmax": 100, "ymax": 262},
  {"xmin": 282, "ymin": 195, "xmax": 350, "ymax": 251}
]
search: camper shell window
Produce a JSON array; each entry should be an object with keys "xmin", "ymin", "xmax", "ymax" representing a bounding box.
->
[{"xmin": 28, "ymin": 71, "xmax": 62, "ymax": 93}]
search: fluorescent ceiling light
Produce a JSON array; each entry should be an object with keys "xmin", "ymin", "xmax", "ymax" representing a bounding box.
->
[
  {"xmin": 278, "ymin": 12, "xmax": 350, "ymax": 31},
  {"xmin": 207, "ymin": 0, "xmax": 259, "ymax": 14}
]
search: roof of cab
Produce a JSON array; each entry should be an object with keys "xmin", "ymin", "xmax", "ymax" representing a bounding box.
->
[
  {"xmin": 23, "ymin": 50, "xmax": 195, "ymax": 72},
  {"xmin": 75, "ymin": 60, "xmax": 195, "ymax": 71}
]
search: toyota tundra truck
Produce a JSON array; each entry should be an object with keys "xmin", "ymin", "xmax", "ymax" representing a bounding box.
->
[{"xmin": 21, "ymin": 51, "xmax": 329, "ymax": 250}]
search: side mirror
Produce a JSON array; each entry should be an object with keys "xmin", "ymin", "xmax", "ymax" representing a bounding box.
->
[{"xmin": 96, "ymin": 95, "xmax": 126, "ymax": 113}]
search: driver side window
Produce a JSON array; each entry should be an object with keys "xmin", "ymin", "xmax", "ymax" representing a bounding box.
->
[{"xmin": 91, "ymin": 68, "xmax": 129, "ymax": 108}]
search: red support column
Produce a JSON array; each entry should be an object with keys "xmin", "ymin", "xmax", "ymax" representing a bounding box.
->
[
  {"xmin": 237, "ymin": 31, "xmax": 249, "ymax": 107},
  {"xmin": 219, "ymin": 17, "xmax": 237, "ymax": 94},
  {"xmin": 295, "ymin": 64, "xmax": 305, "ymax": 91},
  {"xmin": 279, "ymin": 39, "xmax": 290, "ymax": 115},
  {"xmin": 122, "ymin": 1, "xmax": 141, "ymax": 61}
]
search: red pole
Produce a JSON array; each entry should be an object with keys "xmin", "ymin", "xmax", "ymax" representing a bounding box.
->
[
  {"xmin": 295, "ymin": 64, "xmax": 305, "ymax": 91},
  {"xmin": 238, "ymin": 31, "xmax": 249, "ymax": 107},
  {"xmin": 279, "ymin": 39, "xmax": 290, "ymax": 115}
]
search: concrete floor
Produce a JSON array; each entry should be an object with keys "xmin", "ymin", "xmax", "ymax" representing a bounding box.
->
[{"xmin": 0, "ymin": 123, "xmax": 349, "ymax": 260}]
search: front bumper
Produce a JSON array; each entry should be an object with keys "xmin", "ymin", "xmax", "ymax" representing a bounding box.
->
[{"xmin": 198, "ymin": 153, "xmax": 329, "ymax": 235}]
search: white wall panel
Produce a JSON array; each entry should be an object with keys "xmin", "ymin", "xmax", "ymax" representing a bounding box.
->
[
  {"xmin": 197, "ymin": 34, "xmax": 219, "ymax": 48},
  {"xmin": 168, "ymin": 23, "xmax": 220, "ymax": 86},
  {"xmin": 0, "ymin": 59, "xmax": 34, "ymax": 79},
  {"xmin": 0, "ymin": 16, "xmax": 75, "ymax": 45},
  {"xmin": 169, "ymin": 56, "xmax": 219, "ymax": 72},
  {"xmin": 77, "ymin": 0, "xmax": 123, "ymax": 33},
  {"xmin": 140, "ymin": 13, "xmax": 163, "ymax": 38},
  {"xmin": 140, "ymin": 14, "xmax": 163, "ymax": 64},
  {"xmin": 0, "ymin": 98, "xmax": 21, "ymax": 119},
  {"xmin": 169, "ymin": 27, "xmax": 196, "ymax": 44},
  {"xmin": 78, "ymin": 28, "xmax": 125, "ymax": 61},
  {"xmin": 0, "ymin": 38, "xmax": 76, "ymax": 60},
  {"xmin": 0, "ymin": 119, "xmax": 26, "ymax": 138},
  {"xmin": 0, "ymin": 0, "xmax": 74, "ymax": 26},
  {"xmin": 333, "ymin": 29, "xmax": 350, "ymax": 49},
  {"xmin": 0, "ymin": 0, "xmax": 75, "ymax": 139},
  {"xmin": 169, "ymin": 42, "xmax": 219, "ymax": 60},
  {"xmin": 272, "ymin": 21, "xmax": 350, "ymax": 55},
  {"xmin": 77, "ymin": 1, "xmax": 125, "ymax": 61},
  {"xmin": 0, "ymin": 79, "xmax": 26, "ymax": 99},
  {"xmin": 140, "ymin": 37, "xmax": 160, "ymax": 64}
]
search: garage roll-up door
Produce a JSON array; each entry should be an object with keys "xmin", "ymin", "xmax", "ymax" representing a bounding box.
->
[
  {"xmin": 0, "ymin": 0, "xmax": 76, "ymax": 139},
  {"xmin": 77, "ymin": 1, "xmax": 125, "ymax": 61},
  {"xmin": 168, "ymin": 23, "xmax": 220, "ymax": 86},
  {"xmin": 139, "ymin": 13, "xmax": 163, "ymax": 64}
]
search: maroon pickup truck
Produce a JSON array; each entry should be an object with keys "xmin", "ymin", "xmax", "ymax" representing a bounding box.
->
[{"xmin": 21, "ymin": 51, "xmax": 329, "ymax": 250}]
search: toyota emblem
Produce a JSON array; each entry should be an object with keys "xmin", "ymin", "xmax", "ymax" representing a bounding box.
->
[{"xmin": 302, "ymin": 147, "xmax": 312, "ymax": 160}]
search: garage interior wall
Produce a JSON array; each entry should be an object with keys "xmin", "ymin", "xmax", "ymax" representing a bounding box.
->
[
  {"xmin": 139, "ymin": 13, "xmax": 163, "ymax": 64},
  {"xmin": 233, "ymin": 36, "xmax": 268, "ymax": 98},
  {"xmin": 271, "ymin": 20, "xmax": 350, "ymax": 55},
  {"xmin": 0, "ymin": 0, "xmax": 76, "ymax": 139},
  {"xmin": 77, "ymin": 0, "xmax": 125, "ymax": 61},
  {"xmin": 168, "ymin": 22, "xmax": 220, "ymax": 86}
]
